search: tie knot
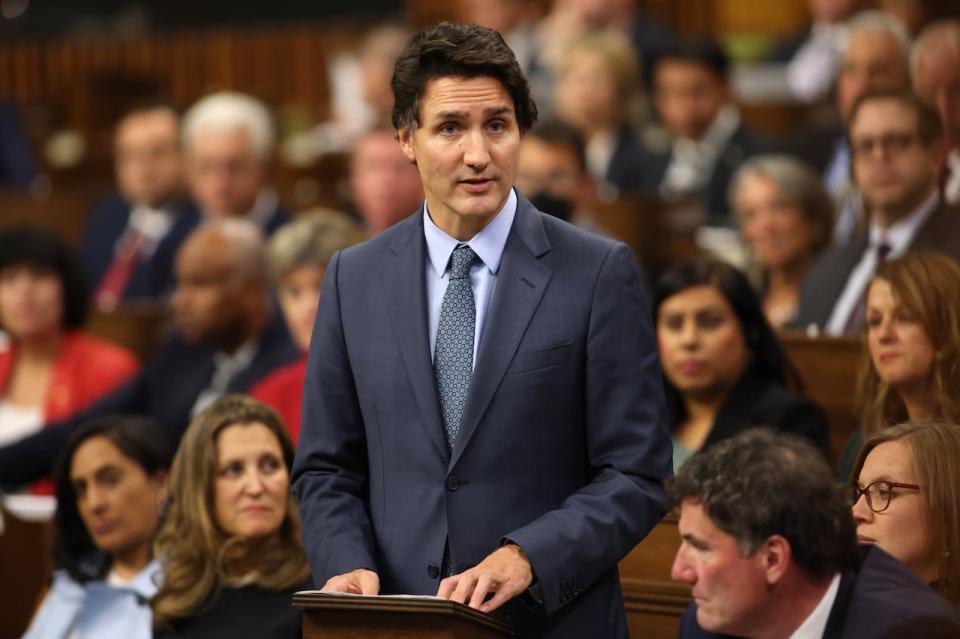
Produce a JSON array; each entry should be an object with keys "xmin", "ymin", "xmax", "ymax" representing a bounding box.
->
[{"xmin": 448, "ymin": 245, "xmax": 478, "ymax": 280}]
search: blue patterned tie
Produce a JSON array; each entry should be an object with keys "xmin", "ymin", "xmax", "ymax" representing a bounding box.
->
[{"xmin": 434, "ymin": 244, "xmax": 479, "ymax": 449}]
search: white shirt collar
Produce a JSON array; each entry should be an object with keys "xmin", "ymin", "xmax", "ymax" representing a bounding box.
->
[
  {"xmin": 868, "ymin": 191, "xmax": 939, "ymax": 256},
  {"xmin": 211, "ymin": 338, "xmax": 259, "ymax": 390},
  {"xmin": 423, "ymin": 188, "xmax": 517, "ymax": 278},
  {"xmin": 788, "ymin": 573, "xmax": 841, "ymax": 639},
  {"xmin": 246, "ymin": 189, "xmax": 280, "ymax": 228}
]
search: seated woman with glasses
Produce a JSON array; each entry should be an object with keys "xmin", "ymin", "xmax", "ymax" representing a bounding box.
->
[
  {"xmin": 836, "ymin": 252, "xmax": 960, "ymax": 478},
  {"xmin": 23, "ymin": 415, "xmax": 171, "ymax": 639},
  {"xmin": 654, "ymin": 257, "xmax": 829, "ymax": 471},
  {"xmin": 151, "ymin": 395, "xmax": 310, "ymax": 638},
  {"xmin": 851, "ymin": 421, "xmax": 960, "ymax": 606}
]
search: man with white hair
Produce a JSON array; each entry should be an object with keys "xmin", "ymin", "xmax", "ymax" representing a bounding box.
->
[
  {"xmin": 912, "ymin": 20, "xmax": 960, "ymax": 205},
  {"xmin": 181, "ymin": 91, "xmax": 291, "ymax": 234}
]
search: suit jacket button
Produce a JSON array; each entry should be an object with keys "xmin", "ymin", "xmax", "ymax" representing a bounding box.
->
[
  {"xmin": 427, "ymin": 563, "xmax": 440, "ymax": 579},
  {"xmin": 446, "ymin": 475, "xmax": 460, "ymax": 491}
]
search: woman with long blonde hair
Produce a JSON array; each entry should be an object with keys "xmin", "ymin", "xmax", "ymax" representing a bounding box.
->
[{"xmin": 152, "ymin": 395, "xmax": 310, "ymax": 638}]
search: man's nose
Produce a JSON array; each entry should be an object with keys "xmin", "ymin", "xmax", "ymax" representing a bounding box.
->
[
  {"xmin": 463, "ymin": 129, "xmax": 490, "ymax": 169},
  {"xmin": 670, "ymin": 546, "xmax": 695, "ymax": 584}
]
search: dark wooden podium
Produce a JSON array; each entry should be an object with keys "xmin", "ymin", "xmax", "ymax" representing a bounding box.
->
[{"xmin": 293, "ymin": 591, "xmax": 514, "ymax": 639}]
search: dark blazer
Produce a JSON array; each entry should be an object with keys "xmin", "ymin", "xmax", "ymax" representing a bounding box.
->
[
  {"xmin": 0, "ymin": 318, "xmax": 298, "ymax": 488},
  {"xmin": 630, "ymin": 121, "xmax": 768, "ymax": 227},
  {"xmin": 698, "ymin": 372, "xmax": 831, "ymax": 458},
  {"xmin": 291, "ymin": 196, "xmax": 673, "ymax": 638},
  {"xmin": 793, "ymin": 200, "xmax": 960, "ymax": 331},
  {"xmin": 679, "ymin": 545, "xmax": 960, "ymax": 638},
  {"xmin": 80, "ymin": 194, "xmax": 198, "ymax": 301}
]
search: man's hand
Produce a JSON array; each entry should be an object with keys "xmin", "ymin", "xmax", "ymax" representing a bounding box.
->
[
  {"xmin": 321, "ymin": 568, "xmax": 380, "ymax": 595},
  {"xmin": 436, "ymin": 544, "xmax": 533, "ymax": 613}
]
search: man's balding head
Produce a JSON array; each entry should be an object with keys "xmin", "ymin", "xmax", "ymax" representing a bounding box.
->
[
  {"xmin": 837, "ymin": 11, "xmax": 911, "ymax": 121},
  {"xmin": 911, "ymin": 21, "xmax": 960, "ymax": 144}
]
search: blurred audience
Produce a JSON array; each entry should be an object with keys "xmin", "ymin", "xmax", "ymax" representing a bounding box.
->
[
  {"xmin": 879, "ymin": 0, "xmax": 933, "ymax": 37},
  {"xmin": 0, "ymin": 99, "xmax": 38, "ymax": 188},
  {"xmin": 181, "ymin": 91, "xmax": 290, "ymax": 234},
  {"xmin": 24, "ymin": 416, "xmax": 171, "ymax": 639},
  {"xmin": 654, "ymin": 258, "xmax": 829, "ymax": 471},
  {"xmin": 730, "ymin": 155, "xmax": 834, "ymax": 328},
  {"xmin": 794, "ymin": 90, "xmax": 960, "ymax": 334},
  {"xmin": 251, "ymin": 210, "xmax": 364, "ymax": 441},
  {"xmin": 0, "ymin": 220, "xmax": 298, "ymax": 488},
  {"xmin": 348, "ymin": 128, "xmax": 423, "ymax": 236},
  {"xmin": 852, "ymin": 421, "xmax": 960, "ymax": 606},
  {"xmin": 669, "ymin": 428, "xmax": 960, "ymax": 639},
  {"xmin": 81, "ymin": 101, "xmax": 193, "ymax": 310},
  {"xmin": 911, "ymin": 20, "xmax": 960, "ymax": 205},
  {"xmin": 643, "ymin": 38, "xmax": 768, "ymax": 226},
  {"xmin": 0, "ymin": 227, "xmax": 138, "ymax": 454},
  {"xmin": 152, "ymin": 395, "xmax": 310, "ymax": 638},
  {"xmin": 834, "ymin": 252, "xmax": 960, "ymax": 476},
  {"xmin": 554, "ymin": 28, "xmax": 648, "ymax": 199},
  {"xmin": 515, "ymin": 119, "xmax": 602, "ymax": 231},
  {"xmin": 784, "ymin": 0, "xmax": 867, "ymax": 102}
]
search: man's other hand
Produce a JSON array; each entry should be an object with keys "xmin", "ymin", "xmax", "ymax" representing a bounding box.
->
[
  {"xmin": 436, "ymin": 544, "xmax": 533, "ymax": 613},
  {"xmin": 321, "ymin": 568, "xmax": 380, "ymax": 595}
]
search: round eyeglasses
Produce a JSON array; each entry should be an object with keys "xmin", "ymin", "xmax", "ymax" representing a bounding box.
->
[{"xmin": 850, "ymin": 480, "xmax": 920, "ymax": 513}]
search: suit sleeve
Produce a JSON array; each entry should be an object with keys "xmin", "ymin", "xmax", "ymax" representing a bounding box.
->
[
  {"xmin": 291, "ymin": 251, "xmax": 378, "ymax": 582},
  {"xmin": 0, "ymin": 374, "xmax": 149, "ymax": 488},
  {"xmin": 504, "ymin": 242, "xmax": 673, "ymax": 614}
]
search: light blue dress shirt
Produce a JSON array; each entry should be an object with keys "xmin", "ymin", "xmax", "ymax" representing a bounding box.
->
[
  {"xmin": 23, "ymin": 560, "xmax": 160, "ymax": 639},
  {"xmin": 423, "ymin": 189, "xmax": 517, "ymax": 365}
]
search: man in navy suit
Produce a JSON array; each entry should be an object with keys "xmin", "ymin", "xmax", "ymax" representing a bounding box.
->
[
  {"xmin": 81, "ymin": 101, "xmax": 193, "ymax": 307},
  {"xmin": 670, "ymin": 429, "xmax": 960, "ymax": 639},
  {"xmin": 0, "ymin": 219, "xmax": 298, "ymax": 487},
  {"xmin": 291, "ymin": 22, "xmax": 671, "ymax": 638}
]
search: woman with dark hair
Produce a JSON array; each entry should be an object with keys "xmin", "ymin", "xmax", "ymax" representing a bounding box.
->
[
  {"xmin": 152, "ymin": 395, "xmax": 310, "ymax": 638},
  {"xmin": 0, "ymin": 226, "xmax": 139, "ymax": 470},
  {"xmin": 23, "ymin": 415, "xmax": 171, "ymax": 638},
  {"xmin": 655, "ymin": 257, "xmax": 829, "ymax": 470}
]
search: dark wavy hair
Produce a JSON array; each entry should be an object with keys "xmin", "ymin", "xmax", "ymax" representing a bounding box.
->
[
  {"xmin": 391, "ymin": 21, "xmax": 538, "ymax": 133},
  {"xmin": 0, "ymin": 224, "xmax": 89, "ymax": 330},
  {"xmin": 653, "ymin": 257, "xmax": 802, "ymax": 425},
  {"xmin": 668, "ymin": 428, "xmax": 858, "ymax": 579},
  {"xmin": 52, "ymin": 415, "xmax": 172, "ymax": 583}
]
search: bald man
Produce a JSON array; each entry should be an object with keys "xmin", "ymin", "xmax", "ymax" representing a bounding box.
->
[{"xmin": 0, "ymin": 220, "xmax": 299, "ymax": 488}]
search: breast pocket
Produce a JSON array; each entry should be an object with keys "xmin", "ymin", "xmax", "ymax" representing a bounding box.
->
[{"xmin": 505, "ymin": 342, "xmax": 572, "ymax": 375}]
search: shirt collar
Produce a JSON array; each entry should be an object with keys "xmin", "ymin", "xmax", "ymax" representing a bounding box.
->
[
  {"xmin": 869, "ymin": 191, "xmax": 939, "ymax": 252},
  {"xmin": 213, "ymin": 338, "xmax": 259, "ymax": 383},
  {"xmin": 423, "ymin": 188, "xmax": 517, "ymax": 278},
  {"xmin": 788, "ymin": 573, "xmax": 841, "ymax": 639}
]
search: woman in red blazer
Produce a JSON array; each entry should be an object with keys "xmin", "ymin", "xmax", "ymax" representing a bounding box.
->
[
  {"xmin": 0, "ymin": 226, "xmax": 139, "ymax": 490},
  {"xmin": 250, "ymin": 211, "xmax": 364, "ymax": 443}
]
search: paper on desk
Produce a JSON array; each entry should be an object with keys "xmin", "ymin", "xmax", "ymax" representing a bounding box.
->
[{"xmin": 296, "ymin": 590, "xmax": 446, "ymax": 601}]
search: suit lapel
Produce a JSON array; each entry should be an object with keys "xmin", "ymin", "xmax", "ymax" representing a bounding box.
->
[
  {"xmin": 450, "ymin": 200, "xmax": 552, "ymax": 469},
  {"xmin": 383, "ymin": 213, "xmax": 450, "ymax": 462}
]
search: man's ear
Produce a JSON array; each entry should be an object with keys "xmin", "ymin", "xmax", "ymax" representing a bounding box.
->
[
  {"xmin": 758, "ymin": 535, "xmax": 792, "ymax": 586},
  {"xmin": 397, "ymin": 127, "xmax": 417, "ymax": 164}
]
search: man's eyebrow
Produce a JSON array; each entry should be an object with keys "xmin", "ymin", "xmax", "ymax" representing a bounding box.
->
[
  {"xmin": 682, "ymin": 533, "xmax": 710, "ymax": 550},
  {"xmin": 434, "ymin": 106, "xmax": 512, "ymax": 120}
]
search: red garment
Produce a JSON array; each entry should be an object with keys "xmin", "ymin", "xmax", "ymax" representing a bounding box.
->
[
  {"xmin": 0, "ymin": 331, "xmax": 140, "ymax": 493},
  {"xmin": 250, "ymin": 355, "xmax": 307, "ymax": 444}
]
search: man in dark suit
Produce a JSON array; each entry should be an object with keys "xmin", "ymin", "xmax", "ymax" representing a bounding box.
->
[
  {"xmin": 0, "ymin": 219, "xmax": 298, "ymax": 487},
  {"xmin": 794, "ymin": 89, "xmax": 960, "ymax": 335},
  {"xmin": 81, "ymin": 102, "xmax": 193, "ymax": 308},
  {"xmin": 636, "ymin": 38, "xmax": 767, "ymax": 226},
  {"xmin": 180, "ymin": 91, "xmax": 291, "ymax": 235},
  {"xmin": 670, "ymin": 429, "xmax": 960, "ymax": 639},
  {"xmin": 291, "ymin": 22, "xmax": 672, "ymax": 638}
]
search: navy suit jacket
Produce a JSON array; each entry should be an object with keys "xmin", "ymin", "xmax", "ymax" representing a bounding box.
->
[
  {"xmin": 0, "ymin": 318, "xmax": 298, "ymax": 487},
  {"xmin": 679, "ymin": 545, "xmax": 960, "ymax": 639},
  {"xmin": 80, "ymin": 194, "xmax": 198, "ymax": 301},
  {"xmin": 291, "ymin": 196, "xmax": 672, "ymax": 638}
]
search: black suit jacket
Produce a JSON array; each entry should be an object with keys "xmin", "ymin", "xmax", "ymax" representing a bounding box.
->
[
  {"xmin": 679, "ymin": 545, "xmax": 960, "ymax": 638},
  {"xmin": 793, "ymin": 200, "xmax": 960, "ymax": 331},
  {"xmin": 80, "ymin": 194, "xmax": 198, "ymax": 301},
  {"xmin": 630, "ymin": 122, "xmax": 768, "ymax": 226},
  {"xmin": 698, "ymin": 372, "xmax": 831, "ymax": 458},
  {"xmin": 0, "ymin": 319, "xmax": 298, "ymax": 488}
]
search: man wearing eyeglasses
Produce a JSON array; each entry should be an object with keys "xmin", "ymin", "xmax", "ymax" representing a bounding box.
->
[
  {"xmin": 669, "ymin": 429, "xmax": 960, "ymax": 639},
  {"xmin": 794, "ymin": 89, "xmax": 960, "ymax": 335}
]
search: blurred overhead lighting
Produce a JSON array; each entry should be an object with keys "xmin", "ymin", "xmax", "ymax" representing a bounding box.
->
[{"xmin": 1, "ymin": 0, "xmax": 29, "ymax": 20}]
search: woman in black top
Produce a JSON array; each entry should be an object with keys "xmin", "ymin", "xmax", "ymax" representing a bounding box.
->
[
  {"xmin": 654, "ymin": 257, "xmax": 829, "ymax": 470},
  {"xmin": 152, "ymin": 395, "xmax": 311, "ymax": 638}
]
